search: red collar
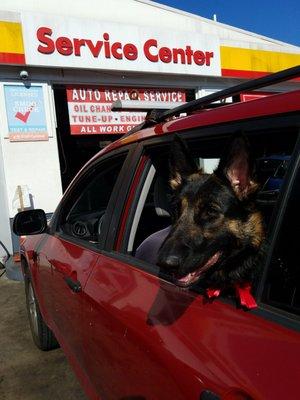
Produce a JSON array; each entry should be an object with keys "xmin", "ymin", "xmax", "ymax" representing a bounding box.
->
[{"xmin": 206, "ymin": 283, "xmax": 257, "ymax": 309}]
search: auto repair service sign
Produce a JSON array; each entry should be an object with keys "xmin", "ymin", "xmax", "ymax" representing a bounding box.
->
[
  {"xmin": 66, "ymin": 86, "xmax": 186, "ymax": 134},
  {"xmin": 21, "ymin": 12, "xmax": 221, "ymax": 76}
]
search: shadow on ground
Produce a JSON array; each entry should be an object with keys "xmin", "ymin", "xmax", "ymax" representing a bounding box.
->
[{"xmin": 0, "ymin": 275, "xmax": 87, "ymax": 400}]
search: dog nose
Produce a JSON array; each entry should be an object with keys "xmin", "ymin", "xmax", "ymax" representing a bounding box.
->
[{"xmin": 163, "ymin": 255, "xmax": 181, "ymax": 268}]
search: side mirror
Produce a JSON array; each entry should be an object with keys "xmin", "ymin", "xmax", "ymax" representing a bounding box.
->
[{"xmin": 13, "ymin": 209, "xmax": 48, "ymax": 236}]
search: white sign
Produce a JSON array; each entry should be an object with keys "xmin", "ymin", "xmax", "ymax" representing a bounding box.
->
[
  {"xmin": 21, "ymin": 12, "xmax": 221, "ymax": 76},
  {"xmin": 66, "ymin": 86, "xmax": 186, "ymax": 135}
]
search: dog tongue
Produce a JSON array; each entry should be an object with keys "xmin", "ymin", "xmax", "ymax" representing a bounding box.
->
[
  {"xmin": 201, "ymin": 252, "xmax": 221, "ymax": 269},
  {"xmin": 177, "ymin": 252, "xmax": 221, "ymax": 286}
]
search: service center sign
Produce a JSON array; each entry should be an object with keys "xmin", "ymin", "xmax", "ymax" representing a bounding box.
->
[
  {"xmin": 21, "ymin": 12, "xmax": 221, "ymax": 76},
  {"xmin": 67, "ymin": 86, "xmax": 186, "ymax": 135}
]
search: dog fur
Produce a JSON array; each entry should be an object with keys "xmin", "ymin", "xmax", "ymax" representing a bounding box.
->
[{"xmin": 157, "ymin": 135, "xmax": 265, "ymax": 290}]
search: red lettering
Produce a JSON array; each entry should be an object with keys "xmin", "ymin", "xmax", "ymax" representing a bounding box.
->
[
  {"xmin": 159, "ymin": 47, "xmax": 172, "ymax": 63},
  {"xmin": 103, "ymin": 33, "xmax": 111, "ymax": 58},
  {"xmin": 56, "ymin": 37, "xmax": 73, "ymax": 56},
  {"xmin": 193, "ymin": 50, "xmax": 205, "ymax": 66},
  {"xmin": 185, "ymin": 46, "xmax": 193, "ymax": 65},
  {"xmin": 73, "ymin": 39, "xmax": 86, "ymax": 56},
  {"xmin": 85, "ymin": 39, "xmax": 103, "ymax": 57},
  {"xmin": 37, "ymin": 27, "xmax": 55, "ymax": 54},
  {"xmin": 205, "ymin": 51, "xmax": 214, "ymax": 66},
  {"xmin": 36, "ymin": 27, "xmax": 214, "ymax": 69},
  {"xmin": 123, "ymin": 44, "xmax": 138, "ymax": 61},
  {"xmin": 111, "ymin": 42, "xmax": 123, "ymax": 59},
  {"xmin": 144, "ymin": 39, "xmax": 158, "ymax": 62},
  {"xmin": 172, "ymin": 48, "xmax": 185, "ymax": 64},
  {"xmin": 143, "ymin": 40, "xmax": 214, "ymax": 68}
]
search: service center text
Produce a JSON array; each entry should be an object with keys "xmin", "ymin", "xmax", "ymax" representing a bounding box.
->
[{"xmin": 37, "ymin": 27, "xmax": 214, "ymax": 66}]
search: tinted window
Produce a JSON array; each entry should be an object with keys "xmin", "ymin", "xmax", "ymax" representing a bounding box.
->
[
  {"xmin": 60, "ymin": 155, "xmax": 126, "ymax": 242},
  {"xmin": 69, "ymin": 164, "xmax": 122, "ymax": 215},
  {"xmin": 261, "ymin": 158, "xmax": 300, "ymax": 316}
]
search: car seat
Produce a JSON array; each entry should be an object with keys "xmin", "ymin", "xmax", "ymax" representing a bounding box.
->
[{"xmin": 135, "ymin": 176, "xmax": 171, "ymax": 264}]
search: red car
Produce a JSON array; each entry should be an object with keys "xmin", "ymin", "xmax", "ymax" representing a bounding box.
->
[{"xmin": 14, "ymin": 67, "xmax": 300, "ymax": 400}]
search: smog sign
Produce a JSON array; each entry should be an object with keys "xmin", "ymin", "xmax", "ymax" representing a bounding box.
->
[
  {"xmin": 4, "ymin": 84, "xmax": 48, "ymax": 142},
  {"xmin": 66, "ymin": 86, "xmax": 186, "ymax": 135}
]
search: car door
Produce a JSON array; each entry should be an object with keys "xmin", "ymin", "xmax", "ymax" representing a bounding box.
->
[
  {"xmin": 82, "ymin": 129, "xmax": 300, "ymax": 400},
  {"xmin": 81, "ymin": 155, "xmax": 189, "ymax": 399},
  {"xmin": 34, "ymin": 148, "xmax": 132, "ymax": 385}
]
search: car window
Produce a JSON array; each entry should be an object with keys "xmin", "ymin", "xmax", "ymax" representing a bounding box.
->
[
  {"xmin": 125, "ymin": 132, "xmax": 295, "ymax": 256},
  {"xmin": 115, "ymin": 127, "xmax": 299, "ymax": 302},
  {"xmin": 59, "ymin": 154, "xmax": 127, "ymax": 244},
  {"xmin": 128, "ymin": 156, "xmax": 221, "ymax": 255},
  {"xmin": 261, "ymin": 156, "xmax": 300, "ymax": 316}
]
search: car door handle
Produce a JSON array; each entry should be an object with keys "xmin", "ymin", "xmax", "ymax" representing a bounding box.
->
[{"xmin": 64, "ymin": 276, "xmax": 82, "ymax": 293}]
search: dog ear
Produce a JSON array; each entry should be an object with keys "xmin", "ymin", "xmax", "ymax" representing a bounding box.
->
[
  {"xmin": 215, "ymin": 135, "xmax": 258, "ymax": 199},
  {"xmin": 169, "ymin": 135, "xmax": 199, "ymax": 190}
]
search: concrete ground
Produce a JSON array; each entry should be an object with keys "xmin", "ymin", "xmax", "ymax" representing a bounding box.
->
[{"xmin": 0, "ymin": 274, "xmax": 87, "ymax": 400}]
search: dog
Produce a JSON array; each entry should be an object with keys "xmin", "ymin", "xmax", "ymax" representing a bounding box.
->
[{"xmin": 157, "ymin": 135, "xmax": 265, "ymax": 297}]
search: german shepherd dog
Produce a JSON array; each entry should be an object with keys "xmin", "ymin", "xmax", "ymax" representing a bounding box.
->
[{"xmin": 157, "ymin": 135, "xmax": 265, "ymax": 293}]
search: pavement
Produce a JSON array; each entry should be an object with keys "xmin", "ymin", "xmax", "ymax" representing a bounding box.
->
[{"xmin": 0, "ymin": 274, "xmax": 87, "ymax": 400}]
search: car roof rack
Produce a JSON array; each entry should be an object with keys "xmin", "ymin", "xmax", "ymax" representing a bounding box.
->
[
  {"xmin": 156, "ymin": 64, "xmax": 300, "ymax": 123},
  {"xmin": 111, "ymin": 100, "xmax": 185, "ymax": 112},
  {"xmin": 115, "ymin": 65, "xmax": 300, "ymax": 137}
]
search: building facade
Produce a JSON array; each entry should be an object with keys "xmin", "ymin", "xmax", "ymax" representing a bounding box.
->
[{"xmin": 1, "ymin": 0, "xmax": 300, "ymax": 257}]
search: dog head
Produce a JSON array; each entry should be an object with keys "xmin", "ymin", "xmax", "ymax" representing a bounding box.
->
[{"xmin": 157, "ymin": 135, "xmax": 264, "ymax": 288}]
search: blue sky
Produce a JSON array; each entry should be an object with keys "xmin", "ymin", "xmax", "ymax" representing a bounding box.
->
[{"xmin": 155, "ymin": 1, "xmax": 300, "ymax": 47}]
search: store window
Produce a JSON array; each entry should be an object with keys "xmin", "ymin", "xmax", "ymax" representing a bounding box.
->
[{"xmin": 53, "ymin": 85, "xmax": 194, "ymax": 190}]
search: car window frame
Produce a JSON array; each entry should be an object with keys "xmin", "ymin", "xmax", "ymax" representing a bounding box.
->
[
  {"xmin": 103, "ymin": 114, "xmax": 300, "ymax": 331},
  {"xmin": 254, "ymin": 131, "xmax": 300, "ymax": 328},
  {"xmin": 49, "ymin": 143, "xmax": 140, "ymax": 252},
  {"xmin": 116, "ymin": 114, "xmax": 300, "ymax": 252}
]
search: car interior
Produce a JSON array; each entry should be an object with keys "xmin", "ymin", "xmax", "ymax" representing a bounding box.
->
[
  {"xmin": 130, "ymin": 129, "xmax": 297, "ymax": 256},
  {"xmin": 61, "ymin": 157, "xmax": 126, "ymax": 242}
]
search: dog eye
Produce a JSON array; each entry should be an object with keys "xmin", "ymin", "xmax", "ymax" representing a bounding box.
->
[{"xmin": 206, "ymin": 205, "xmax": 221, "ymax": 216}]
